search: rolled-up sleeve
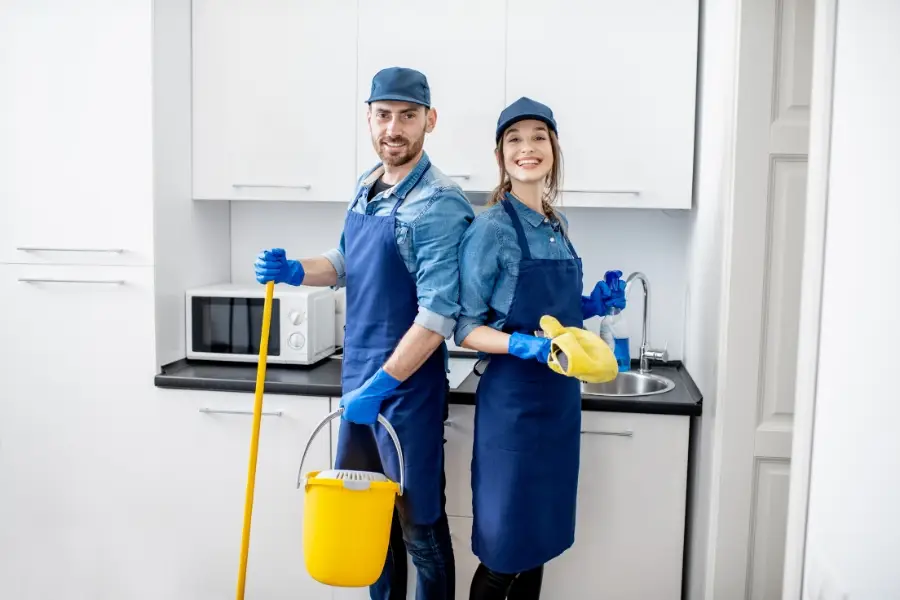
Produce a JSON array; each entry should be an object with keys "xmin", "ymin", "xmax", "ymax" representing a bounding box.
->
[
  {"xmin": 410, "ymin": 189, "xmax": 475, "ymax": 338},
  {"xmin": 454, "ymin": 218, "xmax": 501, "ymax": 346},
  {"xmin": 322, "ymin": 231, "xmax": 347, "ymax": 289}
]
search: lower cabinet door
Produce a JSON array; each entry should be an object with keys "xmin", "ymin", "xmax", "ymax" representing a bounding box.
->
[
  {"xmin": 156, "ymin": 389, "xmax": 333, "ymax": 600},
  {"xmin": 542, "ymin": 411, "xmax": 691, "ymax": 600}
]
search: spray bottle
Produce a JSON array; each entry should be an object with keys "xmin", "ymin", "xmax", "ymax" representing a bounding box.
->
[{"xmin": 605, "ymin": 306, "xmax": 631, "ymax": 372}]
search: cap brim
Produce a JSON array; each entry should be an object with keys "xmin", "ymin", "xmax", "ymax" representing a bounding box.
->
[{"xmin": 366, "ymin": 94, "xmax": 430, "ymax": 108}]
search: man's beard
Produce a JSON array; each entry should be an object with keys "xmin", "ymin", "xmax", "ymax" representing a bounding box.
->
[{"xmin": 373, "ymin": 130, "xmax": 425, "ymax": 167}]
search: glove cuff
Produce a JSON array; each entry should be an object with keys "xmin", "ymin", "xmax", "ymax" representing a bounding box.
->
[{"xmin": 285, "ymin": 259, "xmax": 305, "ymax": 286}]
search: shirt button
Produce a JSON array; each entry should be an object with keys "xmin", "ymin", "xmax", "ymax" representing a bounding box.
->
[
  {"xmin": 550, "ymin": 237, "xmax": 556, "ymax": 243},
  {"xmin": 544, "ymin": 217, "xmax": 549, "ymax": 223}
]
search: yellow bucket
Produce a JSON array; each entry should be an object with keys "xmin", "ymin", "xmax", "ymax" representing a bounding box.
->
[{"xmin": 296, "ymin": 408, "xmax": 404, "ymax": 588}]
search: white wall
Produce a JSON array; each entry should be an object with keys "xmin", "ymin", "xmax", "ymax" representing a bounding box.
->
[
  {"xmin": 228, "ymin": 201, "xmax": 690, "ymax": 358},
  {"xmin": 802, "ymin": 1, "xmax": 900, "ymax": 597},
  {"xmin": 152, "ymin": 0, "xmax": 231, "ymax": 368},
  {"xmin": 680, "ymin": 0, "xmax": 740, "ymax": 597}
]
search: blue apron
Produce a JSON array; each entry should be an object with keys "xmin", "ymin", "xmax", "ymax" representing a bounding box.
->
[
  {"xmin": 471, "ymin": 197, "xmax": 584, "ymax": 574},
  {"xmin": 333, "ymin": 172, "xmax": 447, "ymax": 526}
]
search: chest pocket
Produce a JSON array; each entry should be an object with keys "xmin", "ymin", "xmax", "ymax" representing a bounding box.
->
[{"xmin": 394, "ymin": 221, "xmax": 414, "ymax": 273}]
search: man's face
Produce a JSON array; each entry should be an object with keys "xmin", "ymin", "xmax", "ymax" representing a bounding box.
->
[{"xmin": 367, "ymin": 101, "xmax": 436, "ymax": 167}]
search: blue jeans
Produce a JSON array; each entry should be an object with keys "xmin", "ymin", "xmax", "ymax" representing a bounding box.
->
[{"xmin": 370, "ymin": 401, "xmax": 455, "ymax": 600}]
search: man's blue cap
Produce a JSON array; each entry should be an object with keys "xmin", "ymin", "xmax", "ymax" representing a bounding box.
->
[
  {"xmin": 366, "ymin": 67, "xmax": 431, "ymax": 107},
  {"xmin": 495, "ymin": 97, "xmax": 558, "ymax": 143}
]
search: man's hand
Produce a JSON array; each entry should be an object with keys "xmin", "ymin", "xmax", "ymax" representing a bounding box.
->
[{"xmin": 339, "ymin": 368, "xmax": 401, "ymax": 425}]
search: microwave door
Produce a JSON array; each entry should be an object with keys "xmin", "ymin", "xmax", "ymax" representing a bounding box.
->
[{"xmin": 191, "ymin": 296, "xmax": 281, "ymax": 357}]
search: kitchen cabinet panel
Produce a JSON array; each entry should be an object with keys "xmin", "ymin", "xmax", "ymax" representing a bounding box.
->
[
  {"xmin": 0, "ymin": 0, "xmax": 154, "ymax": 265},
  {"xmin": 356, "ymin": 0, "xmax": 507, "ymax": 193},
  {"xmin": 506, "ymin": 0, "xmax": 699, "ymax": 209},
  {"xmin": 191, "ymin": 0, "xmax": 358, "ymax": 202},
  {"xmin": 0, "ymin": 264, "xmax": 161, "ymax": 599},
  {"xmin": 443, "ymin": 404, "xmax": 475, "ymax": 518},
  {"xmin": 156, "ymin": 389, "xmax": 332, "ymax": 600},
  {"xmin": 543, "ymin": 411, "xmax": 690, "ymax": 599}
]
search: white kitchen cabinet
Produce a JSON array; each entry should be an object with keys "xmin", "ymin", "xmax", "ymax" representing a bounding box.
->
[
  {"xmin": 155, "ymin": 389, "xmax": 333, "ymax": 600},
  {"xmin": 191, "ymin": 0, "xmax": 358, "ymax": 202},
  {"xmin": 355, "ymin": 0, "xmax": 507, "ymax": 193},
  {"xmin": 0, "ymin": 264, "xmax": 161, "ymax": 599},
  {"xmin": 506, "ymin": 0, "xmax": 699, "ymax": 209},
  {"xmin": 542, "ymin": 411, "xmax": 691, "ymax": 600},
  {"xmin": 443, "ymin": 404, "xmax": 475, "ymax": 518},
  {"xmin": 0, "ymin": 0, "xmax": 155, "ymax": 265}
]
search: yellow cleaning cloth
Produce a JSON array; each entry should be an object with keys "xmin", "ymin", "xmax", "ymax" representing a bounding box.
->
[{"xmin": 540, "ymin": 315, "xmax": 618, "ymax": 384}]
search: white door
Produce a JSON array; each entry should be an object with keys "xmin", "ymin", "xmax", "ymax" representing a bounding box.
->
[
  {"xmin": 0, "ymin": 0, "xmax": 154, "ymax": 266},
  {"xmin": 191, "ymin": 0, "xmax": 358, "ymax": 202},
  {"xmin": 505, "ymin": 0, "xmax": 699, "ymax": 209},
  {"xmin": 355, "ymin": 0, "xmax": 506, "ymax": 193},
  {"xmin": 711, "ymin": 0, "xmax": 814, "ymax": 598}
]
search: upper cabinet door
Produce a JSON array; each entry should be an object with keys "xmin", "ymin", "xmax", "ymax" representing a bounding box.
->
[
  {"xmin": 356, "ymin": 0, "xmax": 507, "ymax": 193},
  {"xmin": 192, "ymin": 0, "xmax": 358, "ymax": 202},
  {"xmin": 0, "ymin": 0, "xmax": 155, "ymax": 265},
  {"xmin": 506, "ymin": 0, "xmax": 699, "ymax": 209}
]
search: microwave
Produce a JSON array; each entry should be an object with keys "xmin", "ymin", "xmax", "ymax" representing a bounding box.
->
[{"xmin": 185, "ymin": 283, "xmax": 336, "ymax": 365}]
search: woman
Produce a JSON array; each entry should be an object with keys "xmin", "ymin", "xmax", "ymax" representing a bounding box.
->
[{"xmin": 454, "ymin": 97, "xmax": 626, "ymax": 599}]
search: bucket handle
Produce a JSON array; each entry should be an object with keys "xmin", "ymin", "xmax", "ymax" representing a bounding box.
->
[{"xmin": 296, "ymin": 407, "xmax": 405, "ymax": 496}]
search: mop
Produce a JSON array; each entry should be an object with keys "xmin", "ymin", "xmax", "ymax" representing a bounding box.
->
[{"xmin": 235, "ymin": 280, "xmax": 275, "ymax": 600}]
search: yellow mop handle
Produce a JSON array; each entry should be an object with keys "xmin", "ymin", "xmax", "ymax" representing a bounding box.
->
[{"xmin": 235, "ymin": 280, "xmax": 275, "ymax": 600}]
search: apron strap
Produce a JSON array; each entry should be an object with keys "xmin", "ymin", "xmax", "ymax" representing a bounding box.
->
[{"xmin": 500, "ymin": 199, "xmax": 533, "ymax": 261}]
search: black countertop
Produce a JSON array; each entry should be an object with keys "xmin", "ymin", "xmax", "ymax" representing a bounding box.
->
[{"xmin": 155, "ymin": 353, "xmax": 702, "ymax": 417}]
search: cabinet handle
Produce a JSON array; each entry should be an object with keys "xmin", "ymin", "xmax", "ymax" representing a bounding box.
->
[
  {"xmin": 564, "ymin": 189, "xmax": 641, "ymax": 195},
  {"xmin": 581, "ymin": 430, "xmax": 634, "ymax": 437},
  {"xmin": 232, "ymin": 183, "xmax": 312, "ymax": 190},
  {"xmin": 16, "ymin": 246, "xmax": 124, "ymax": 253},
  {"xmin": 560, "ymin": 189, "xmax": 641, "ymax": 196},
  {"xmin": 447, "ymin": 174, "xmax": 471, "ymax": 180},
  {"xmin": 18, "ymin": 278, "xmax": 124, "ymax": 285},
  {"xmin": 199, "ymin": 408, "xmax": 284, "ymax": 417}
]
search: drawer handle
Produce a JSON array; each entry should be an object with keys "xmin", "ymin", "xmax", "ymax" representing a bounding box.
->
[
  {"xmin": 16, "ymin": 246, "xmax": 124, "ymax": 253},
  {"xmin": 581, "ymin": 430, "xmax": 634, "ymax": 437},
  {"xmin": 18, "ymin": 278, "xmax": 124, "ymax": 285},
  {"xmin": 199, "ymin": 408, "xmax": 283, "ymax": 417},
  {"xmin": 447, "ymin": 174, "xmax": 471, "ymax": 180},
  {"xmin": 232, "ymin": 183, "xmax": 311, "ymax": 190}
]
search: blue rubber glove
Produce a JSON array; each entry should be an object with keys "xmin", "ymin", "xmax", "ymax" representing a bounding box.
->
[
  {"xmin": 581, "ymin": 270, "xmax": 627, "ymax": 318},
  {"xmin": 604, "ymin": 270, "xmax": 627, "ymax": 309},
  {"xmin": 508, "ymin": 332, "xmax": 552, "ymax": 363},
  {"xmin": 254, "ymin": 248, "xmax": 304, "ymax": 285},
  {"xmin": 339, "ymin": 368, "xmax": 402, "ymax": 425}
]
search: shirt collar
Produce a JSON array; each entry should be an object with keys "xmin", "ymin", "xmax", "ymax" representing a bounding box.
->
[
  {"xmin": 361, "ymin": 151, "xmax": 432, "ymax": 200},
  {"xmin": 505, "ymin": 191, "xmax": 556, "ymax": 229}
]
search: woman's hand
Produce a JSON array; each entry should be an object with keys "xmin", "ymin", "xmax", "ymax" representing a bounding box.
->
[{"xmin": 581, "ymin": 270, "xmax": 627, "ymax": 319}]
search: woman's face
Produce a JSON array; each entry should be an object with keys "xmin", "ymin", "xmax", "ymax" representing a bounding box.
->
[{"xmin": 499, "ymin": 119, "xmax": 554, "ymax": 185}]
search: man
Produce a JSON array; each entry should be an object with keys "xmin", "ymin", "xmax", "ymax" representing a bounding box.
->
[{"xmin": 254, "ymin": 67, "xmax": 473, "ymax": 600}]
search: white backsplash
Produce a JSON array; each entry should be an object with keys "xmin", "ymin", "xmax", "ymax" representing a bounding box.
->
[{"xmin": 229, "ymin": 200, "xmax": 690, "ymax": 359}]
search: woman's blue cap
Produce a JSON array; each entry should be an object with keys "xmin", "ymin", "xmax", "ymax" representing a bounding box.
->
[{"xmin": 495, "ymin": 97, "xmax": 557, "ymax": 143}]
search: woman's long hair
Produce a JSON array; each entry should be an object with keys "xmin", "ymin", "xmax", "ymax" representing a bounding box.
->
[{"xmin": 488, "ymin": 129, "xmax": 564, "ymax": 225}]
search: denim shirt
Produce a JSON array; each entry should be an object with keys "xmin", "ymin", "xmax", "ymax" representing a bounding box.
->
[
  {"xmin": 323, "ymin": 151, "xmax": 475, "ymax": 339},
  {"xmin": 454, "ymin": 194, "xmax": 579, "ymax": 346}
]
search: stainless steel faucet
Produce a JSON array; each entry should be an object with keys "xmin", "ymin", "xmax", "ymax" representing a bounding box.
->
[{"xmin": 625, "ymin": 272, "xmax": 668, "ymax": 372}]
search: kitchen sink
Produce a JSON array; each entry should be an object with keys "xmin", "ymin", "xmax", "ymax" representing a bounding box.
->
[{"xmin": 581, "ymin": 370, "xmax": 675, "ymax": 398}]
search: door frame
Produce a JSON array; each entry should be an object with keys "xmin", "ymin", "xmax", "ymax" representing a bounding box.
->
[
  {"xmin": 704, "ymin": 0, "xmax": 820, "ymax": 596},
  {"xmin": 781, "ymin": 0, "xmax": 838, "ymax": 597}
]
